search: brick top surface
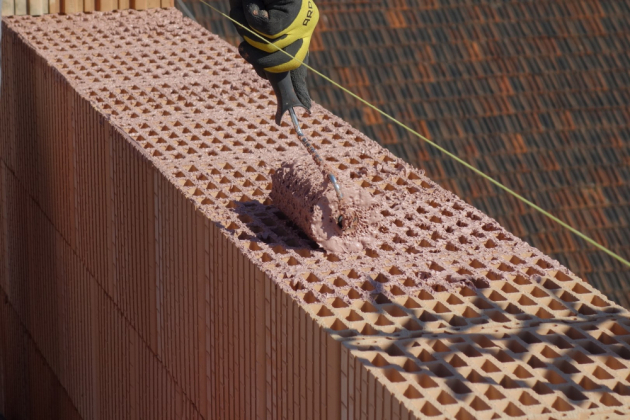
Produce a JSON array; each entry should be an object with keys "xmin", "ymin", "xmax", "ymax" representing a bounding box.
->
[{"xmin": 182, "ymin": 0, "xmax": 630, "ymax": 308}]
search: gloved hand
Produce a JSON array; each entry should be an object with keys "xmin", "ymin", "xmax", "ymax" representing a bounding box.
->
[{"xmin": 229, "ymin": 0, "xmax": 319, "ymax": 110}]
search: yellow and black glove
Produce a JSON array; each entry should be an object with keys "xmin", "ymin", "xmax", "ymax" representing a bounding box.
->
[{"xmin": 229, "ymin": 0, "xmax": 319, "ymax": 110}]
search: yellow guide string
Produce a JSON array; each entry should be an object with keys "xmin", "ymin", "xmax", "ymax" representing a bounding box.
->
[{"xmin": 196, "ymin": 0, "xmax": 630, "ymax": 269}]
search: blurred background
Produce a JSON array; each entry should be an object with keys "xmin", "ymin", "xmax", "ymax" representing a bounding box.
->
[{"xmin": 178, "ymin": 0, "xmax": 630, "ymax": 307}]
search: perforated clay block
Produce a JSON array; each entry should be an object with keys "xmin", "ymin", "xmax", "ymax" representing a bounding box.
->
[{"xmin": 2, "ymin": 8, "xmax": 630, "ymax": 420}]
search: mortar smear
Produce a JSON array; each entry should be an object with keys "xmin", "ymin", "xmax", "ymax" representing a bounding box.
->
[{"xmin": 271, "ymin": 154, "xmax": 380, "ymax": 253}]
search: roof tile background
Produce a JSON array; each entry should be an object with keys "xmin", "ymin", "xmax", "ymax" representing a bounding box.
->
[{"xmin": 180, "ymin": 0, "xmax": 630, "ymax": 306}]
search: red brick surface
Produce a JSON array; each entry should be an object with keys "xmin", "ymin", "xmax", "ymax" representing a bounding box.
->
[{"xmin": 2, "ymin": 8, "xmax": 630, "ymax": 419}]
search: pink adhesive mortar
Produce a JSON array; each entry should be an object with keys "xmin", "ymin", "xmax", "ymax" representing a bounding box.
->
[{"xmin": 270, "ymin": 153, "xmax": 380, "ymax": 254}]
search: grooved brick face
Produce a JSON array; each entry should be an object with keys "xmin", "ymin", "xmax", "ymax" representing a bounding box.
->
[{"xmin": 3, "ymin": 8, "xmax": 630, "ymax": 419}]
